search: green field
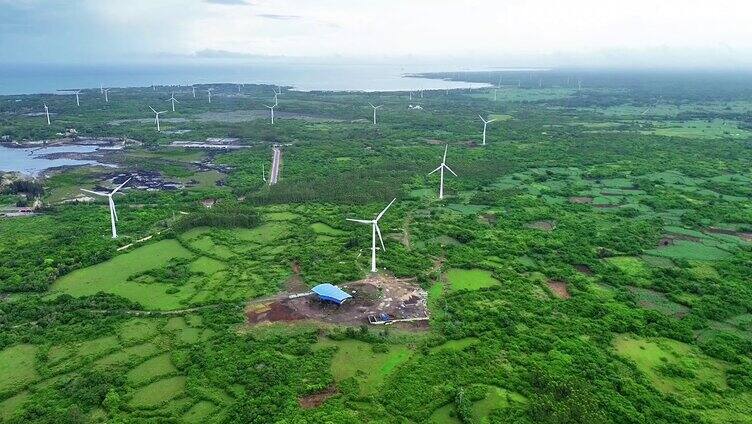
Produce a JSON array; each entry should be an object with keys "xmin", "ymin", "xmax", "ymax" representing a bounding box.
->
[
  {"xmin": 315, "ymin": 338, "xmax": 412, "ymax": 395},
  {"xmin": 446, "ymin": 269, "xmax": 499, "ymax": 291}
]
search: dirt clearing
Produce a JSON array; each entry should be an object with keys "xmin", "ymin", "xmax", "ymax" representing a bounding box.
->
[
  {"xmin": 246, "ymin": 275, "xmax": 429, "ymax": 328},
  {"xmin": 547, "ymin": 280, "xmax": 571, "ymax": 299}
]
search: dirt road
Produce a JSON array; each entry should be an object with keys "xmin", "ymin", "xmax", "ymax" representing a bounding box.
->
[{"xmin": 269, "ymin": 146, "xmax": 281, "ymax": 185}]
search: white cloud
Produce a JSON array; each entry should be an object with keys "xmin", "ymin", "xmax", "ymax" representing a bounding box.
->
[{"xmin": 3, "ymin": 0, "xmax": 752, "ymax": 67}]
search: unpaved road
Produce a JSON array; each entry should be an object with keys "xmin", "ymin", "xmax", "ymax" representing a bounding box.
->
[{"xmin": 270, "ymin": 146, "xmax": 281, "ymax": 185}]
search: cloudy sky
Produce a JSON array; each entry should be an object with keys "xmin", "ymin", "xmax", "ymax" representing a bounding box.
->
[{"xmin": 2, "ymin": 0, "xmax": 752, "ymax": 67}]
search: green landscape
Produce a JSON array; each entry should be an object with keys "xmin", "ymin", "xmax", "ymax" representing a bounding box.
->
[{"xmin": 1, "ymin": 69, "xmax": 752, "ymax": 423}]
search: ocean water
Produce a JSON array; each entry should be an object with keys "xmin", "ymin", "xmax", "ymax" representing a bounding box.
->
[
  {"xmin": 0, "ymin": 62, "xmax": 492, "ymax": 95},
  {"xmin": 0, "ymin": 145, "xmax": 102, "ymax": 175}
]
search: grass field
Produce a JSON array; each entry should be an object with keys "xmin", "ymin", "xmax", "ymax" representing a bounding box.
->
[
  {"xmin": 647, "ymin": 240, "xmax": 731, "ymax": 261},
  {"xmin": 613, "ymin": 334, "xmax": 727, "ymax": 394},
  {"xmin": 315, "ymin": 338, "xmax": 412, "ymax": 395},
  {"xmin": 129, "ymin": 376, "xmax": 187, "ymax": 408},
  {"xmin": 0, "ymin": 345, "xmax": 39, "ymax": 397},
  {"xmin": 127, "ymin": 353, "xmax": 177, "ymax": 385},
  {"xmin": 50, "ymin": 239, "xmax": 195, "ymax": 309},
  {"xmin": 446, "ymin": 269, "xmax": 499, "ymax": 291}
]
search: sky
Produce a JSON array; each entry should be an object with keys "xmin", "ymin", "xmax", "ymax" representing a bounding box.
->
[{"xmin": 2, "ymin": 0, "xmax": 752, "ymax": 68}]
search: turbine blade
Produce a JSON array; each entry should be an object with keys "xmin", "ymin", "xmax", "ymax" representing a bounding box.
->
[
  {"xmin": 346, "ymin": 218, "xmax": 372, "ymax": 224},
  {"xmin": 80, "ymin": 188, "xmax": 107, "ymax": 196},
  {"xmin": 111, "ymin": 177, "xmax": 132, "ymax": 194},
  {"xmin": 444, "ymin": 164, "xmax": 458, "ymax": 176},
  {"xmin": 443, "ymin": 144, "xmax": 448, "ymax": 163},
  {"xmin": 488, "ymin": 119, "xmax": 497, "ymax": 123},
  {"xmin": 149, "ymin": 106, "xmax": 157, "ymax": 113},
  {"xmin": 375, "ymin": 198, "xmax": 396, "ymax": 221},
  {"xmin": 375, "ymin": 223, "xmax": 385, "ymax": 252},
  {"xmin": 428, "ymin": 165, "xmax": 442, "ymax": 175}
]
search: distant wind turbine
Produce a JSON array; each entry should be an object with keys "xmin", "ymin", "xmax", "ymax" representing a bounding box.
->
[
  {"xmin": 80, "ymin": 177, "xmax": 132, "ymax": 239},
  {"xmin": 428, "ymin": 145, "xmax": 457, "ymax": 200},
  {"xmin": 167, "ymin": 92, "xmax": 179, "ymax": 112},
  {"xmin": 493, "ymin": 89, "xmax": 497, "ymax": 101},
  {"xmin": 100, "ymin": 83, "xmax": 104, "ymax": 94},
  {"xmin": 149, "ymin": 106, "xmax": 167, "ymax": 131},
  {"xmin": 207, "ymin": 88, "xmax": 213, "ymax": 103},
  {"xmin": 346, "ymin": 198, "xmax": 397, "ymax": 273},
  {"xmin": 191, "ymin": 85, "xmax": 196, "ymax": 98},
  {"xmin": 103, "ymin": 88, "xmax": 111, "ymax": 103},
  {"xmin": 273, "ymin": 86, "xmax": 282, "ymax": 104},
  {"xmin": 73, "ymin": 90, "xmax": 81, "ymax": 107},
  {"xmin": 265, "ymin": 103, "xmax": 277, "ymax": 125},
  {"xmin": 369, "ymin": 102, "xmax": 383, "ymax": 125},
  {"xmin": 43, "ymin": 103, "xmax": 50, "ymax": 125},
  {"xmin": 479, "ymin": 115, "xmax": 496, "ymax": 146},
  {"xmin": 409, "ymin": 91, "xmax": 412, "ymax": 101}
]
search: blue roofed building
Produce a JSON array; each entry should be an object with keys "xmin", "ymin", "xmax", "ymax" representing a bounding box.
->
[{"xmin": 311, "ymin": 283, "xmax": 352, "ymax": 305}]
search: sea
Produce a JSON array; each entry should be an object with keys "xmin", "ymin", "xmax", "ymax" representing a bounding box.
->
[{"xmin": 0, "ymin": 62, "xmax": 499, "ymax": 95}]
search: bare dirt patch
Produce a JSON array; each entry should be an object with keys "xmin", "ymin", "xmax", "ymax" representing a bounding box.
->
[
  {"xmin": 246, "ymin": 276, "xmax": 429, "ymax": 328},
  {"xmin": 299, "ymin": 386, "xmax": 338, "ymax": 409},
  {"xmin": 547, "ymin": 280, "xmax": 571, "ymax": 299},
  {"xmin": 574, "ymin": 264, "xmax": 594, "ymax": 276},
  {"xmin": 526, "ymin": 220, "xmax": 555, "ymax": 231},
  {"xmin": 569, "ymin": 196, "xmax": 593, "ymax": 204}
]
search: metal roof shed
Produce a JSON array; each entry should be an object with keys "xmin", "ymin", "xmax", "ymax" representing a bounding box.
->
[{"xmin": 311, "ymin": 283, "xmax": 352, "ymax": 305}]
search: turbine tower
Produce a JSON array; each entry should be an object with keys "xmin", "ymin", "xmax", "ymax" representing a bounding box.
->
[
  {"xmin": 167, "ymin": 92, "xmax": 179, "ymax": 112},
  {"xmin": 73, "ymin": 90, "xmax": 81, "ymax": 107},
  {"xmin": 103, "ymin": 88, "xmax": 111, "ymax": 103},
  {"xmin": 149, "ymin": 106, "xmax": 167, "ymax": 131},
  {"xmin": 265, "ymin": 103, "xmax": 277, "ymax": 125},
  {"xmin": 273, "ymin": 86, "xmax": 282, "ymax": 104},
  {"xmin": 369, "ymin": 102, "xmax": 383, "ymax": 125},
  {"xmin": 428, "ymin": 145, "xmax": 457, "ymax": 200},
  {"xmin": 346, "ymin": 198, "xmax": 397, "ymax": 273},
  {"xmin": 80, "ymin": 177, "xmax": 132, "ymax": 239},
  {"xmin": 479, "ymin": 115, "xmax": 497, "ymax": 146},
  {"xmin": 191, "ymin": 85, "xmax": 196, "ymax": 98},
  {"xmin": 207, "ymin": 88, "xmax": 213, "ymax": 103},
  {"xmin": 43, "ymin": 103, "xmax": 50, "ymax": 125}
]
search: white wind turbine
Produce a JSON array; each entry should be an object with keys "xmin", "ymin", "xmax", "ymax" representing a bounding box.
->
[
  {"xmin": 167, "ymin": 92, "xmax": 179, "ymax": 112},
  {"xmin": 43, "ymin": 103, "xmax": 50, "ymax": 125},
  {"xmin": 149, "ymin": 106, "xmax": 167, "ymax": 131},
  {"xmin": 191, "ymin": 85, "xmax": 196, "ymax": 98},
  {"xmin": 347, "ymin": 198, "xmax": 397, "ymax": 273},
  {"xmin": 369, "ymin": 102, "xmax": 383, "ymax": 125},
  {"xmin": 265, "ymin": 102, "xmax": 277, "ymax": 125},
  {"xmin": 73, "ymin": 90, "xmax": 81, "ymax": 106},
  {"xmin": 479, "ymin": 115, "xmax": 496, "ymax": 146},
  {"xmin": 207, "ymin": 88, "xmax": 213, "ymax": 103},
  {"xmin": 273, "ymin": 86, "xmax": 282, "ymax": 104},
  {"xmin": 428, "ymin": 145, "xmax": 457, "ymax": 200},
  {"xmin": 103, "ymin": 88, "xmax": 111, "ymax": 103},
  {"xmin": 80, "ymin": 177, "xmax": 132, "ymax": 239}
]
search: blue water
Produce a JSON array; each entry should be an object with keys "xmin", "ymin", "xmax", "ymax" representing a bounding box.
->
[
  {"xmin": 0, "ymin": 145, "xmax": 101, "ymax": 175},
  {"xmin": 0, "ymin": 62, "xmax": 491, "ymax": 95}
]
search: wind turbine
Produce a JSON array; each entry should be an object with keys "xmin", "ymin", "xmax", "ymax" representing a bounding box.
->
[
  {"xmin": 103, "ymin": 88, "xmax": 111, "ymax": 103},
  {"xmin": 191, "ymin": 85, "xmax": 196, "ymax": 98},
  {"xmin": 428, "ymin": 145, "xmax": 457, "ymax": 200},
  {"xmin": 43, "ymin": 103, "xmax": 50, "ymax": 125},
  {"xmin": 369, "ymin": 102, "xmax": 382, "ymax": 125},
  {"xmin": 80, "ymin": 177, "xmax": 132, "ymax": 239},
  {"xmin": 273, "ymin": 86, "xmax": 282, "ymax": 104},
  {"xmin": 346, "ymin": 198, "xmax": 397, "ymax": 273},
  {"xmin": 100, "ymin": 83, "xmax": 104, "ymax": 94},
  {"xmin": 479, "ymin": 115, "xmax": 496, "ymax": 146},
  {"xmin": 149, "ymin": 106, "xmax": 167, "ymax": 131},
  {"xmin": 73, "ymin": 90, "xmax": 81, "ymax": 106},
  {"xmin": 265, "ymin": 103, "xmax": 277, "ymax": 125},
  {"xmin": 207, "ymin": 88, "xmax": 213, "ymax": 103},
  {"xmin": 167, "ymin": 92, "xmax": 179, "ymax": 112}
]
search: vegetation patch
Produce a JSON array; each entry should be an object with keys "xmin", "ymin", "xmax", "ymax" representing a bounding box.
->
[
  {"xmin": 0, "ymin": 345, "xmax": 38, "ymax": 396},
  {"xmin": 129, "ymin": 376, "xmax": 187, "ymax": 408},
  {"xmin": 446, "ymin": 269, "xmax": 499, "ymax": 291}
]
